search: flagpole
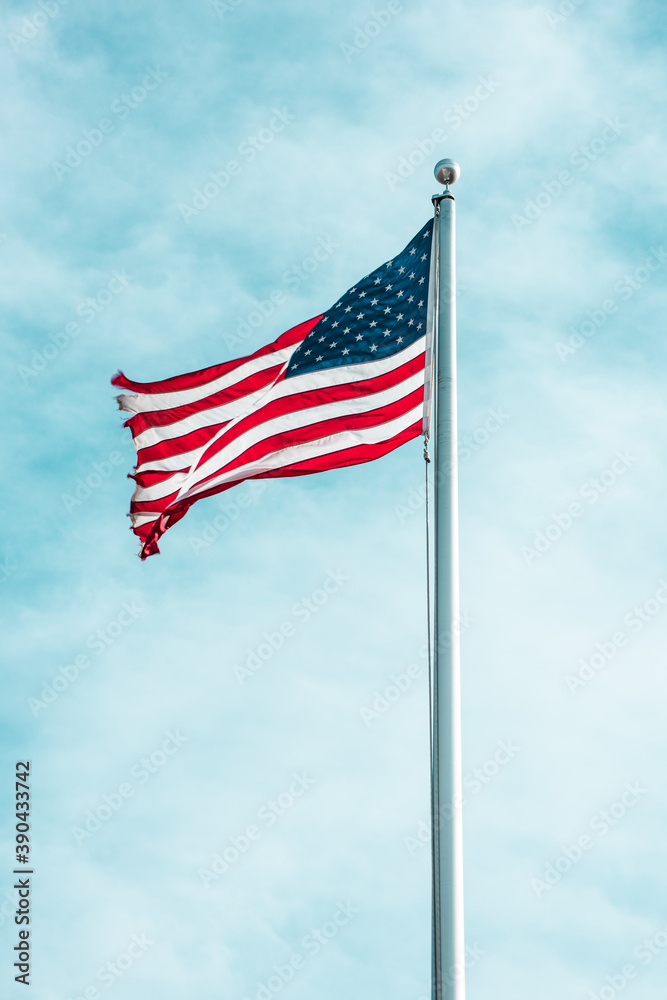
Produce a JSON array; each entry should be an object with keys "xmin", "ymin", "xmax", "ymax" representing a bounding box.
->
[{"xmin": 431, "ymin": 158, "xmax": 465, "ymax": 1000}]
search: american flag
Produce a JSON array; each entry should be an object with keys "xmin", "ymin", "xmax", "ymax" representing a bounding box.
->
[{"xmin": 113, "ymin": 219, "xmax": 433, "ymax": 558}]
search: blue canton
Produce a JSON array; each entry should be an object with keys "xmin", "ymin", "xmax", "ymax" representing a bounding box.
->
[{"xmin": 285, "ymin": 219, "xmax": 433, "ymax": 379}]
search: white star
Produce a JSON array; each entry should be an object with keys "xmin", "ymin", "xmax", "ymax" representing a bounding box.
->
[
  {"xmin": 398, "ymin": 266, "xmax": 405, "ymax": 273},
  {"xmin": 370, "ymin": 344, "xmax": 378, "ymax": 352},
  {"xmin": 359, "ymin": 291, "xmax": 366, "ymax": 298},
  {"xmin": 396, "ymin": 313, "xmax": 403, "ymax": 320},
  {"xmin": 355, "ymin": 334, "xmax": 363, "ymax": 341},
  {"xmin": 383, "ymin": 329, "xmax": 391, "ymax": 336},
  {"xmin": 371, "ymin": 298, "xmax": 378, "ymax": 306},
  {"xmin": 343, "ymin": 327, "xmax": 351, "ymax": 334},
  {"xmin": 342, "ymin": 347, "xmax": 350, "ymax": 355},
  {"xmin": 386, "ymin": 260, "xmax": 393, "ymax": 266},
  {"xmin": 316, "ymin": 355, "xmax": 323, "ymax": 361},
  {"xmin": 350, "ymin": 287, "xmax": 357, "ymax": 293},
  {"xmin": 418, "ymin": 277, "xmax": 425, "ymax": 284},
  {"xmin": 329, "ymin": 341, "xmax": 337, "ymax": 348},
  {"xmin": 421, "ymin": 254, "xmax": 427, "ymax": 261},
  {"xmin": 332, "ymin": 321, "xmax": 339, "ymax": 328},
  {"xmin": 417, "ymin": 322, "xmax": 423, "ymax": 330},
  {"xmin": 408, "ymin": 295, "xmax": 414, "ymax": 303},
  {"xmin": 357, "ymin": 312, "xmax": 365, "ymax": 319},
  {"xmin": 408, "ymin": 319, "xmax": 414, "ymax": 326},
  {"xmin": 305, "ymin": 349, "xmax": 312, "ymax": 355},
  {"xmin": 374, "ymin": 277, "xmax": 381, "ymax": 285},
  {"xmin": 369, "ymin": 320, "xmax": 377, "ymax": 328},
  {"xmin": 409, "ymin": 248, "xmax": 416, "ymax": 255},
  {"xmin": 418, "ymin": 299, "xmax": 424, "ymax": 307},
  {"xmin": 290, "ymin": 364, "xmax": 298, "ymax": 369},
  {"xmin": 409, "ymin": 272, "xmax": 415, "ymax": 280},
  {"xmin": 397, "ymin": 336, "xmax": 403, "ymax": 344},
  {"xmin": 318, "ymin": 336, "xmax": 326, "ymax": 342},
  {"xmin": 385, "ymin": 284, "xmax": 393, "ymax": 291},
  {"xmin": 383, "ymin": 307, "xmax": 391, "ymax": 314},
  {"xmin": 396, "ymin": 290, "xmax": 404, "ymax": 298}
]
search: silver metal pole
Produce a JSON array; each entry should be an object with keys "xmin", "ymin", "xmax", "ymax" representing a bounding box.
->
[{"xmin": 431, "ymin": 158, "xmax": 465, "ymax": 1000}]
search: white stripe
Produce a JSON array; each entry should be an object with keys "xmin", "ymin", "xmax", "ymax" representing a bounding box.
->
[
  {"xmin": 136, "ymin": 445, "xmax": 206, "ymax": 475},
  {"xmin": 130, "ymin": 512, "xmax": 161, "ymax": 528},
  {"xmin": 119, "ymin": 341, "xmax": 301, "ymax": 414},
  {"xmin": 133, "ymin": 367, "xmax": 423, "ymax": 503}
]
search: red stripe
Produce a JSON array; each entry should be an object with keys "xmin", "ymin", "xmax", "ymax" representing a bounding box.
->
[
  {"xmin": 135, "ymin": 424, "xmax": 228, "ymax": 468},
  {"xmin": 133, "ymin": 520, "xmax": 156, "ymax": 542},
  {"xmin": 130, "ymin": 488, "xmax": 181, "ymax": 515},
  {"xmin": 113, "ymin": 317, "xmax": 319, "ymax": 395},
  {"xmin": 130, "ymin": 468, "xmax": 189, "ymax": 490},
  {"xmin": 256, "ymin": 419, "xmax": 422, "ymax": 476}
]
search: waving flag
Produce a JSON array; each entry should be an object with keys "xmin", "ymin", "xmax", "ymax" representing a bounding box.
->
[{"xmin": 113, "ymin": 220, "xmax": 433, "ymax": 557}]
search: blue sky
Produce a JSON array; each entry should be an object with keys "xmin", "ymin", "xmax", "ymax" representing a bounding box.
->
[{"xmin": 2, "ymin": 0, "xmax": 667, "ymax": 997}]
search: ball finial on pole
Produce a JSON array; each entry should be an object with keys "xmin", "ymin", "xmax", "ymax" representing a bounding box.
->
[{"xmin": 434, "ymin": 159, "xmax": 461, "ymax": 187}]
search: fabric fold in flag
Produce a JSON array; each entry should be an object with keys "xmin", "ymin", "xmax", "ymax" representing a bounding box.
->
[{"xmin": 113, "ymin": 219, "xmax": 434, "ymax": 558}]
